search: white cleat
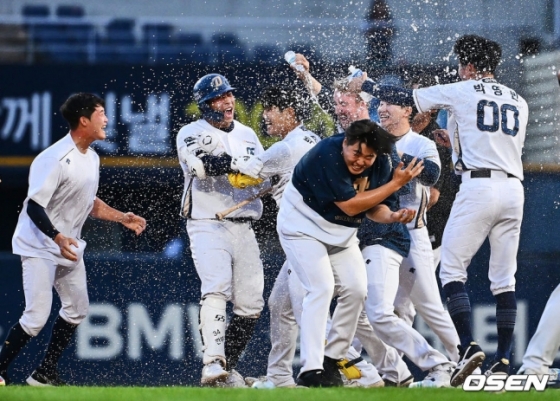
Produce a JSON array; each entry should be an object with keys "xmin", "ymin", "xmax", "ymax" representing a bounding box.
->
[
  {"xmin": 221, "ymin": 369, "xmax": 247, "ymax": 388},
  {"xmin": 409, "ymin": 363, "xmax": 453, "ymax": 388},
  {"xmin": 200, "ymin": 360, "xmax": 229, "ymax": 386}
]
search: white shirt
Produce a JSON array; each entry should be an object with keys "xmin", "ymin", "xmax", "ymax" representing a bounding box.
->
[
  {"xmin": 176, "ymin": 119, "xmax": 266, "ymax": 219},
  {"xmin": 395, "ymin": 129, "xmax": 440, "ymax": 230},
  {"xmin": 258, "ymin": 125, "xmax": 320, "ymax": 205},
  {"xmin": 413, "ymin": 78, "xmax": 527, "ymax": 180},
  {"xmin": 12, "ymin": 133, "xmax": 99, "ymax": 267}
]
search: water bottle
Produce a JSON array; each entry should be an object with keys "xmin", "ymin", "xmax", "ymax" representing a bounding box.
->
[
  {"xmin": 284, "ymin": 51, "xmax": 305, "ymax": 72},
  {"xmin": 348, "ymin": 65, "xmax": 363, "ymax": 79}
]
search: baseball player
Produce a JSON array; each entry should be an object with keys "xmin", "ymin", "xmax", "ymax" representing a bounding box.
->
[
  {"xmin": 287, "ymin": 59, "xmax": 417, "ymax": 387},
  {"xmin": 277, "ymin": 119, "xmax": 423, "ymax": 387},
  {"xmin": 367, "ymin": 35, "xmax": 528, "ymax": 386},
  {"xmin": 176, "ymin": 73, "xmax": 268, "ymax": 387},
  {"xmin": 351, "ymin": 84, "xmax": 458, "ymax": 388},
  {"xmin": 0, "ymin": 93, "xmax": 146, "ymax": 387},
  {"xmin": 517, "ymin": 284, "xmax": 560, "ymax": 388},
  {"xmin": 244, "ymin": 86, "xmax": 410, "ymax": 389}
]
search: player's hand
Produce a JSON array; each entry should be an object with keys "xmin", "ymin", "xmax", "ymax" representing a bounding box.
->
[
  {"xmin": 291, "ymin": 53, "xmax": 310, "ymax": 78},
  {"xmin": 179, "ymin": 147, "xmax": 207, "ymax": 179},
  {"xmin": 231, "ymin": 155, "xmax": 263, "ymax": 178},
  {"xmin": 433, "ymin": 129, "xmax": 451, "ymax": 148},
  {"xmin": 54, "ymin": 233, "xmax": 79, "ymax": 262},
  {"xmin": 392, "ymin": 158, "xmax": 424, "ymax": 186},
  {"xmin": 120, "ymin": 212, "xmax": 146, "ymax": 236},
  {"xmin": 347, "ymin": 71, "xmax": 368, "ymax": 93},
  {"xmin": 389, "ymin": 208, "xmax": 417, "ymax": 224}
]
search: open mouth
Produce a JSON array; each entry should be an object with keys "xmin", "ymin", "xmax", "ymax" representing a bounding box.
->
[{"xmin": 224, "ymin": 108, "xmax": 233, "ymax": 118}]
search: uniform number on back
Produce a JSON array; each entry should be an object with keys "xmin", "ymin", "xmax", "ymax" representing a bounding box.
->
[{"xmin": 477, "ymin": 100, "xmax": 519, "ymax": 137}]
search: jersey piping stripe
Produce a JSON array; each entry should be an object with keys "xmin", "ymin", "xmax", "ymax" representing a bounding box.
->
[{"xmin": 58, "ymin": 148, "xmax": 75, "ymax": 161}]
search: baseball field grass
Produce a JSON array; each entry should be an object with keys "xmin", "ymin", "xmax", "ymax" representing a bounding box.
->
[{"xmin": 1, "ymin": 387, "xmax": 559, "ymax": 401}]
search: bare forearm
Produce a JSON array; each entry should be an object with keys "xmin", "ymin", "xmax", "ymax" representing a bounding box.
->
[
  {"xmin": 366, "ymin": 204, "xmax": 394, "ymax": 223},
  {"xmin": 335, "ymin": 181, "xmax": 401, "ymax": 216},
  {"xmin": 89, "ymin": 197, "xmax": 125, "ymax": 222}
]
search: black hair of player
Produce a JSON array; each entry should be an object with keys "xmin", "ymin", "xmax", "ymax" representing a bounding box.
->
[
  {"xmin": 344, "ymin": 119, "xmax": 394, "ymax": 155},
  {"xmin": 453, "ymin": 34, "xmax": 502, "ymax": 74},
  {"xmin": 60, "ymin": 93, "xmax": 105, "ymax": 130},
  {"xmin": 260, "ymin": 85, "xmax": 310, "ymax": 121}
]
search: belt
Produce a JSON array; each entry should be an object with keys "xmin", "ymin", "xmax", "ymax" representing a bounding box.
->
[
  {"xmin": 466, "ymin": 169, "xmax": 516, "ymax": 179},
  {"xmin": 220, "ymin": 217, "xmax": 254, "ymax": 223}
]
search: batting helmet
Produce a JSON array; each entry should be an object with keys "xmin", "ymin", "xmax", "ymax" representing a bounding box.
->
[{"xmin": 193, "ymin": 74, "xmax": 235, "ymax": 122}]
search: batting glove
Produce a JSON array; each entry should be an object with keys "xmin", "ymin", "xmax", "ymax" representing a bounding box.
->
[
  {"xmin": 231, "ymin": 155, "xmax": 263, "ymax": 178},
  {"xmin": 179, "ymin": 147, "xmax": 206, "ymax": 179},
  {"xmin": 197, "ymin": 131, "xmax": 221, "ymax": 154}
]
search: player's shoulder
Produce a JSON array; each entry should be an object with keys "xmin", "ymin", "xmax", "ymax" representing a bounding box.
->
[
  {"xmin": 177, "ymin": 119, "xmax": 206, "ymax": 141},
  {"xmin": 231, "ymin": 119, "xmax": 257, "ymax": 135},
  {"xmin": 287, "ymin": 126, "xmax": 320, "ymax": 143},
  {"xmin": 36, "ymin": 134, "xmax": 77, "ymax": 162}
]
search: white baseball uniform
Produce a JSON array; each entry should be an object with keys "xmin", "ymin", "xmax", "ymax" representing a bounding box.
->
[
  {"xmin": 414, "ymin": 78, "xmax": 527, "ymax": 294},
  {"xmin": 277, "ymin": 135, "xmax": 396, "ymax": 375},
  {"xmin": 518, "ymin": 284, "xmax": 560, "ymax": 376},
  {"xmin": 176, "ymin": 119, "xmax": 266, "ymax": 365},
  {"xmin": 12, "ymin": 133, "xmax": 98, "ymax": 336},
  {"xmin": 262, "ymin": 127, "xmax": 409, "ymax": 386},
  {"xmin": 392, "ymin": 130, "xmax": 460, "ymax": 362}
]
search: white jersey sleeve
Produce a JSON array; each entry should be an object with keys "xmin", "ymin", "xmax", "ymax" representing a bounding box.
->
[
  {"xmin": 413, "ymin": 79, "xmax": 527, "ymax": 180},
  {"xmin": 396, "ymin": 130, "xmax": 440, "ymax": 230},
  {"xmin": 28, "ymin": 156, "xmax": 62, "ymax": 208},
  {"xmin": 258, "ymin": 126, "xmax": 320, "ymax": 205}
]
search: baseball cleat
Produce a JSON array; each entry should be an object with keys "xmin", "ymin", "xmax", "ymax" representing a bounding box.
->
[
  {"xmin": 384, "ymin": 374, "xmax": 414, "ymax": 387},
  {"xmin": 219, "ymin": 369, "xmax": 247, "ymax": 388},
  {"xmin": 200, "ymin": 360, "xmax": 229, "ymax": 386},
  {"xmin": 26, "ymin": 370, "xmax": 67, "ymax": 386},
  {"xmin": 450, "ymin": 342, "xmax": 486, "ymax": 387},
  {"xmin": 484, "ymin": 358, "xmax": 510, "ymax": 377},
  {"xmin": 322, "ymin": 356, "xmax": 343, "ymax": 387},
  {"xmin": 409, "ymin": 363, "xmax": 453, "ymax": 388},
  {"xmin": 296, "ymin": 370, "xmax": 336, "ymax": 388}
]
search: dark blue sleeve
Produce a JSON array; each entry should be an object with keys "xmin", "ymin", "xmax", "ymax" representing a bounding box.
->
[
  {"xmin": 401, "ymin": 153, "xmax": 440, "ymax": 186},
  {"xmin": 312, "ymin": 160, "xmax": 356, "ymax": 207},
  {"xmin": 362, "ymin": 83, "xmax": 415, "ymax": 108},
  {"xmin": 199, "ymin": 153, "xmax": 233, "ymax": 176},
  {"xmin": 27, "ymin": 199, "xmax": 60, "ymax": 239}
]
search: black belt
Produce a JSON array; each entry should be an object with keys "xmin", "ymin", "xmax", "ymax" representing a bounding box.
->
[
  {"xmin": 469, "ymin": 169, "xmax": 515, "ymax": 179},
  {"xmin": 221, "ymin": 217, "xmax": 254, "ymax": 223}
]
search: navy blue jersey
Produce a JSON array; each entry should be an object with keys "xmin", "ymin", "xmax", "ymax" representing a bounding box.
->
[
  {"xmin": 357, "ymin": 144, "xmax": 411, "ymax": 257},
  {"xmin": 291, "ymin": 135, "xmax": 395, "ymax": 228}
]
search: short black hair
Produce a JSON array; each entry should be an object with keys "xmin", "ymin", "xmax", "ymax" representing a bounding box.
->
[
  {"xmin": 60, "ymin": 93, "xmax": 105, "ymax": 130},
  {"xmin": 260, "ymin": 85, "xmax": 310, "ymax": 121},
  {"xmin": 344, "ymin": 119, "xmax": 394, "ymax": 155},
  {"xmin": 453, "ymin": 34, "xmax": 502, "ymax": 74}
]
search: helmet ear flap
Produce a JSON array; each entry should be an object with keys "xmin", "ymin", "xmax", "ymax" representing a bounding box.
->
[{"xmin": 199, "ymin": 100, "xmax": 226, "ymax": 122}]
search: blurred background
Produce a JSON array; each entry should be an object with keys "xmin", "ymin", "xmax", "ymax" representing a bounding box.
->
[{"xmin": 1, "ymin": 0, "xmax": 560, "ymax": 386}]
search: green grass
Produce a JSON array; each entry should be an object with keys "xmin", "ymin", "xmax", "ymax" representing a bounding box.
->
[{"xmin": 0, "ymin": 387, "xmax": 558, "ymax": 401}]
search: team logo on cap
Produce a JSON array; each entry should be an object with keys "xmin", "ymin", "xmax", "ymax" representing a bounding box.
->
[{"xmin": 211, "ymin": 76, "xmax": 223, "ymax": 89}]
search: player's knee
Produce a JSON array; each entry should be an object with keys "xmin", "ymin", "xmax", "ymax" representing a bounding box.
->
[{"xmin": 19, "ymin": 311, "xmax": 50, "ymax": 337}]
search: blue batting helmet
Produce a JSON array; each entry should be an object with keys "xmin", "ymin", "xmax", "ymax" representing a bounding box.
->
[{"xmin": 193, "ymin": 73, "xmax": 235, "ymax": 122}]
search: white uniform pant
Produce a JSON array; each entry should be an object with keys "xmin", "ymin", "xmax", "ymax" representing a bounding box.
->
[
  {"xmin": 187, "ymin": 219, "xmax": 264, "ymax": 317},
  {"xmin": 519, "ymin": 284, "xmax": 560, "ymax": 375},
  {"xmin": 394, "ymin": 227, "xmax": 460, "ymax": 362},
  {"xmin": 363, "ymin": 244, "xmax": 450, "ymax": 371},
  {"xmin": 19, "ymin": 256, "xmax": 89, "ymax": 337},
  {"xmin": 266, "ymin": 261, "xmax": 411, "ymax": 385},
  {"xmin": 279, "ymin": 233, "xmax": 367, "ymax": 373},
  {"xmin": 440, "ymin": 175, "xmax": 524, "ymax": 295}
]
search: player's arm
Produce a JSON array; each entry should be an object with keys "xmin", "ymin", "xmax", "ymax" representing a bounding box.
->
[
  {"xmin": 90, "ymin": 197, "xmax": 146, "ymax": 236},
  {"xmin": 26, "ymin": 199, "xmax": 79, "ymax": 261},
  {"xmin": 178, "ymin": 131, "xmax": 233, "ymax": 178},
  {"xmin": 335, "ymin": 159, "xmax": 424, "ymax": 216},
  {"xmin": 399, "ymin": 152, "xmax": 440, "ymax": 186},
  {"xmin": 366, "ymin": 204, "xmax": 417, "ymax": 224}
]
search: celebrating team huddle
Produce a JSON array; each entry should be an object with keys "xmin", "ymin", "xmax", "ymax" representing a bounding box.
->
[{"xmin": 1, "ymin": 33, "xmax": 559, "ymax": 390}]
